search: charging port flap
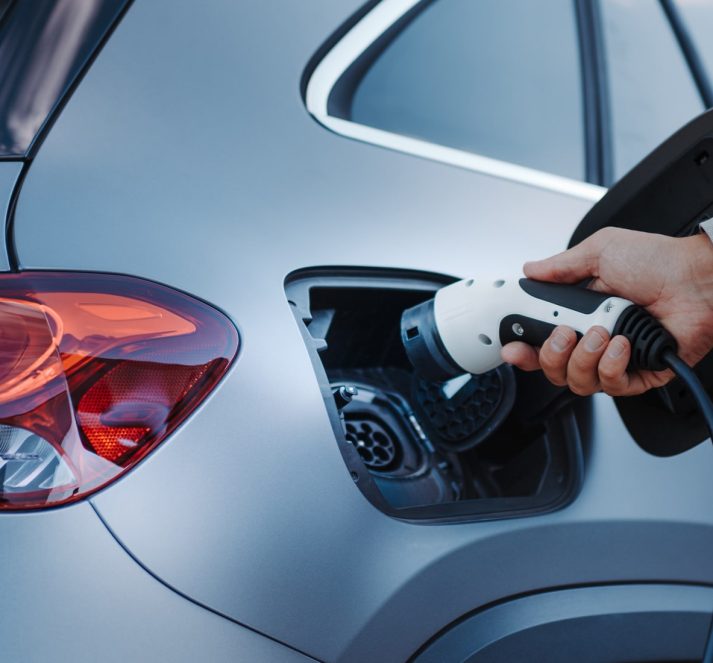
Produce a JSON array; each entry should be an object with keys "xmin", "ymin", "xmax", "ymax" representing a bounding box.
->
[{"xmin": 571, "ymin": 108, "xmax": 713, "ymax": 456}]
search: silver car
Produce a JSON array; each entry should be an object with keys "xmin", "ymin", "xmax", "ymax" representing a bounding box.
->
[{"xmin": 2, "ymin": 1, "xmax": 713, "ymax": 661}]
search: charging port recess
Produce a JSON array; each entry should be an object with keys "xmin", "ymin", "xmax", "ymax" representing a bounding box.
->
[{"xmin": 285, "ymin": 268, "xmax": 584, "ymax": 523}]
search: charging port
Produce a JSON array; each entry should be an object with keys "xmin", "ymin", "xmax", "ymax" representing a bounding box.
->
[{"xmin": 286, "ymin": 268, "xmax": 583, "ymax": 522}]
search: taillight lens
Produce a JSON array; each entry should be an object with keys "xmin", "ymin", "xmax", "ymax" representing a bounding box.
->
[{"xmin": 0, "ymin": 272, "xmax": 238, "ymax": 509}]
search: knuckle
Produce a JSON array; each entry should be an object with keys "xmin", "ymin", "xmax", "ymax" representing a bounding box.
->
[
  {"xmin": 593, "ymin": 227, "xmax": 618, "ymax": 244},
  {"xmin": 600, "ymin": 380, "xmax": 627, "ymax": 396},
  {"xmin": 548, "ymin": 376, "xmax": 569, "ymax": 388},
  {"xmin": 594, "ymin": 227, "xmax": 613, "ymax": 240},
  {"xmin": 567, "ymin": 355, "xmax": 599, "ymax": 394},
  {"xmin": 549, "ymin": 265, "xmax": 573, "ymax": 282},
  {"xmin": 598, "ymin": 361, "xmax": 621, "ymax": 381},
  {"xmin": 539, "ymin": 348, "xmax": 566, "ymax": 373},
  {"xmin": 541, "ymin": 364, "xmax": 567, "ymax": 387},
  {"xmin": 569, "ymin": 343, "xmax": 600, "ymax": 373},
  {"xmin": 605, "ymin": 386, "xmax": 627, "ymax": 397},
  {"xmin": 568, "ymin": 349, "xmax": 592, "ymax": 373},
  {"xmin": 598, "ymin": 367, "xmax": 627, "ymax": 396},
  {"xmin": 568, "ymin": 381, "xmax": 596, "ymax": 396}
]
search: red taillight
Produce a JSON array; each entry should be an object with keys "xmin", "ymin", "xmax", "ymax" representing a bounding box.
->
[{"xmin": 0, "ymin": 272, "xmax": 238, "ymax": 509}]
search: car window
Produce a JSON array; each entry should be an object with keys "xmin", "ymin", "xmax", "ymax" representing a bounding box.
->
[
  {"xmin": 672, "ymin": 0, "xmax": 713, "ymax": 93},
  {"xmin": 347, "ymin": 0, "xmax": 586, "ymax": 181},
  {"xmin": 0, "ymin": 0, "xmax": 128, "ymax": 157},
  {"xmin": 599, "ymin": 0, "xmax": 704, "ymax": 181}
]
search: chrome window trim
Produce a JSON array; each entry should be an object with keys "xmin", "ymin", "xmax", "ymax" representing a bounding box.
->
[{"xmin": 305, "ymin": 0, "xmax": 607, "ymax": 202}]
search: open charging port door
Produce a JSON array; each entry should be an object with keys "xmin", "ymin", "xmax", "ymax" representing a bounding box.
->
[{"xmin": 570, "ymin": 108, "xmax": 713, "ymax": 456}]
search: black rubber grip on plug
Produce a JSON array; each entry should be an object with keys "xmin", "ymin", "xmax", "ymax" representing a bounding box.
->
[
  {"xmin": 519, "ymin": 278, "xmax": 611, "ymax": 313},
  {"xmin": 499, "ymin": 315, "xmax": 559, "ymax": 347},
  {"xmin": 612, "ymin": 305, "xmax": 678, "ymax": 371}
]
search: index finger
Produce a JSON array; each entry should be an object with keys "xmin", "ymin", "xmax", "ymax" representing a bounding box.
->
[{"xmin": 501, "ymin": 342, "xmax": 541, "ymax": 371}]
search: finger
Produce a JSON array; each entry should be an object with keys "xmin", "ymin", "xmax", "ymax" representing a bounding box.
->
[
  {"xmin": 523, "ymin": 228, "xmax": 613, "ymax": 283},
  {"xmin": 538, "ymin": 326, "xmax": 578, "ymax": 387},
  {"xmin": 598, "ymin": 335, "xmax": 636, "ymax": 396},
  {"xmin": 566, "ymin": 326, "xmax": 609, "ymax": 395},
  {"xmin": 501, "ymin": 342, "xmax": 541, "ymax": 371}
]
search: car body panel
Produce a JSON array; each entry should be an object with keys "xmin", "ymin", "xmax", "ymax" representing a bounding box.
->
[
  {"xmin": 8, "ymin": 1, "xmax": 713, "ymax": 661},
  {"xmin": 0, "ymin": 160, "xmax": 22, "ymax": 270},
  {"xmin": 0, "ymin": 502, "xmax": 314, "ymax": 663},
  {"xmin": 415, "ymin": 584, "xmax": 713, "ymax": 662},
  {"xmin": 89, "ymin": 392, "xmax": 713, "ymax": 661}
]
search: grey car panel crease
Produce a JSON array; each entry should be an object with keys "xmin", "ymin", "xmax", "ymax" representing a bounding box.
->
[{"xmin": 2, "ymin": 1, "xmax": 713, "ymax": 662}]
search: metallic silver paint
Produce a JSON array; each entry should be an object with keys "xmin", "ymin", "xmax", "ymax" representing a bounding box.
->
[
  {"xmin": 5, "ymin": 1, "xmax": 713, "ymax": 661},
  {"xmin": 0, "ymin": 161, "xmax": 22, "ymax": 270},
  {"xmin": 415, "ymin": 584, "xmax": 713, "ymax": 661},
  {"xmin": 0, "ymin": 502, "xmax": 313, "ymax": 662}
]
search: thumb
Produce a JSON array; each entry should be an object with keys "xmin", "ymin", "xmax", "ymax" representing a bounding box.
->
[{"xmin": 523, "ymin": 233, "xmax": 604, "ymax": 283}]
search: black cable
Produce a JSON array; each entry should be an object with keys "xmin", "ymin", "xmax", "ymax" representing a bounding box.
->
[
  {"xmin": 661, "ymin": 350, "xmax": 713, "ymax": 440},
  {"xmin": 661, "ymin": 349, "xmax": 713, "ymax": 663}
]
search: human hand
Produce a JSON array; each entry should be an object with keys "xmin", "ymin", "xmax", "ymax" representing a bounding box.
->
[{"xmin": 501, "ymin": 227, "xmax": 713, "ymax": 396}]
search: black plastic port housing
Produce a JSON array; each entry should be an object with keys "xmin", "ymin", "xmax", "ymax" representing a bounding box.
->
[
  {"xmin": 570, "ymin": 108, "xmax": 713, "ymax": 456},
  {"xmin": 285, "ymin": 268, "xmax": 584, "ymax": 522}
]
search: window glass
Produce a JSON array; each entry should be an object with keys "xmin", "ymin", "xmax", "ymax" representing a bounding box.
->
[
  {"xmin": 0, "ymin": 0, "xmax": 127, "ymax": 157},
  {"xmin": 673, "ymin": 0, "xmax": 713, "ymax": 93},
  {"xmin": 600, "ymin": 0, "xmax": 703, "ymax": 180},
  {"xmin": 349, "ymin": 0, "xmax": 586, "ymax": 180}
]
